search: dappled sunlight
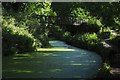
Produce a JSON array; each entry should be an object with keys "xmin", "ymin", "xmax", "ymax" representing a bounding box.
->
[
  {"xmin": 15, "ymin": 54, "xmax": 32, "ymax": 57},
  {"xmin": 39, "ymin": 53, "xmax": 59, "ymax": 57},
  {"xmin": 3, "ymin": 40, "xmax": 102, "ymax": 78},
  {"xmin": 68, "ymin": 61, "xmax": 97, "ymax": 66},
  {"xmin": 70, "ymin": 61, "xmax": 75, "ymax": 62},
  {"xmin": 12, "ymin": 60, "xmax": 42, "ymax": 64},
  {"xmin": 49, "ymin": 41, "xmax": 65, "ymax": 44},
  {"xmin": 13, "ymin": 57, "xmax": 29, "ymax": 59},
  {"xmin": 12, "ymin": 54, "xmax": 35, "ymax": 59},
  {"xmin": 70, "ymin": 60, "xmax": 97, "ymax": 64},
  {"xmin": 37, "ymin": 48, "xmax": 77, "ymax": 52},
  {"xmin": 70, "ymin": 63, "xmax": 82, "ymax": 66},
  {"xmin": 3, "ymin": 69, "xmax": 33, "ymax": 73},
  {"xmin": 66, "ymin": 57, "xmax": 71, "ymax": 58},
  {"xmin": 34, "ymin": 52, "xmax": 59, "ymax": 57},
  {"xmin": 49, "ymin": 69, "xmax": 62, "ymax": 73},
  {"xmin": 74, "ymin": 55, "xmax": 86, "ymax": 58},
  {"xmin": 3, "ymin": 1, "xmax": 119, "ymax": 78},
  {"xmin": 80, "ymin": 52, "xmax": 87, "ymax": 55},
  {"xmin": 11, "ymin": 70, "xmax": 32, "ymax": 73}
]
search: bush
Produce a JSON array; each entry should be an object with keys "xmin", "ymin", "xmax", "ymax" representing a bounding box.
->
[
  {"xmin": 77, "ymin": 33, "xmax": 100, "ymax": 49},
  {"xmin": 2, "ymin": 17, "xmax": 37, "ymax": 56},
  {"xmin": 49, "ymin": 26, "xmax": 100, "ymax": 51},
  {"xmin": 98, "ymin": 27, "xmax": 112, "ymax": 39},
  {"xmin": 97, "ymin": 63, "xmax": 111, "ymax": 78},
  {"xmin": 48, "ymin": 26, "xmax": 64, "ymax": 39},
  {"xmin": 63, "ymin": 33, "xmax": 100, "ymax": 51}
]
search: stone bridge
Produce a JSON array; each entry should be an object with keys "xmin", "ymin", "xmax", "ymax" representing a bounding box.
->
[{"xmin": 32, "ymin": 15, "xmax": 88, "ymax": 26}]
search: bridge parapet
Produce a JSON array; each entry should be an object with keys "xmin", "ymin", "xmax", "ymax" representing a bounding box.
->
[{"xmin": 32, "ymin": 15, "xmax": 88, "ymax": 26}]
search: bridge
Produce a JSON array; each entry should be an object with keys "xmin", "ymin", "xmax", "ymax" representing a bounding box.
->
[{"xmin": 32, "ymin": 15, "xmax": 88, "ymax": 26}]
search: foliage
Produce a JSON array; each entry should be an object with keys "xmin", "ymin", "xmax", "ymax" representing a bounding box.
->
[
  {"xmin": 98, "ymin": 62, "xmax": 111, "ymax": 78},
  {"xmin": 72, "ymin": 33, "xmax": 100, "ymax": 50},
  {"xmin": 2, "ymin": 2, "xmax": 120, "ymax": 78},
  {"xmin": 114, "ymin": 17, "xmax": 120, "ymax": 30},
  {"xmin": 52, "ymin": 30, "xmax": 100, "ymax": 51},
  {"xmin": 51, "ymin": 2, "xmax": 103, "ymax": 36},
  {"xmin": 49, "ymin": 24, "xmax": 100, "ymax": 51},
  {"xmin": 79, "ymin": 2, "xmax": 120, "ymax": 30},
  {"xmin": 71, "ymin": 7, "xmax": 89, "ymax": 18},
  {"xmin": 48, "ymin": 25, "xmax": 64, "ymax": 39},
  {"xmin": 51, "ymin": 2, "xmax": 73, "ymax": 16},
  {"xmin": 2, "ymin": 2, "xmax": 56, "ymax": 51},
  {"xmin": 70, "ymin": 6, "xmax": 102, "ymax": 26},
  {"xmin": 2, "ymin": 17, "xmax": 38, "ymax": 55},
  {"xmin": 51, "ymin": 2, "xmax": 120, "ymax": 32},
  {"xmin": 2, "ymin": 2, "xmax": 56, "ymax": 16}
]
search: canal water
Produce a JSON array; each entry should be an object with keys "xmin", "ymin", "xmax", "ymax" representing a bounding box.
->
[{"xmin": 3, "ymin": 40, "xmax": 102, "ymax": 78}]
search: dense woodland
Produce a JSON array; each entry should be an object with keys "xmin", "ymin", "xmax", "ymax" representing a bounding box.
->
[{"xmin": 2, "ymin": 2, "xmax": 120, "ymax": 78}]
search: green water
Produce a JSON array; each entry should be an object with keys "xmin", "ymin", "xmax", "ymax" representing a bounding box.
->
[{"xmin": 3, "ymin": 41, "xmax": 102, "ymax": 78}]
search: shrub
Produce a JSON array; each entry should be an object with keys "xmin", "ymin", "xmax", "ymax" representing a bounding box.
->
[
  {"xmin": 97, "ymin": 63, "xmax": 111, "ymax": 78},
  {"xmin": 98, "ymin": 27, "xmax": 111, "ymax": 39},
  {"xmin": 48, "ymin": 26, "xmax": 64, "ymax": 39},
  {"xmin": 64, "ymin": 33, "xmax": 100, "ymax": 51},
  {"xmin": 2, "ymin": 17, "xmax": 37, "ymax": 56},
  {"xmin": 76, "ymin": 33, "xmax": 100, "ymax": 50}
]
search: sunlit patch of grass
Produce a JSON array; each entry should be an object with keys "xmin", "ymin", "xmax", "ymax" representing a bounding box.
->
[{"xmin": 37, "ymin": 48, "xmax": 77, "ymax": 52}]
